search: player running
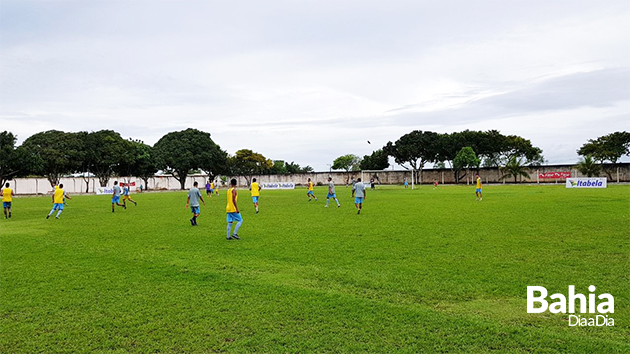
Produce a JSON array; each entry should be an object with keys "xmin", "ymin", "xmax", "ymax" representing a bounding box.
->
[
  {"xmin": 306, "ymin": 178, "xmax": 318, "ymax": 202},
  {"xmin": 352, "ymin": 178, "xmax": 366, "ymax": 214},
  {"xmin": 226, "ymin": 179, "xmax": 242, "ymax": 240},
  {"xmin": 111, "ymin": 181, "xmax": 126, "ymax": 212},
  {"xmin": 122, "ymin": 184, "xmax": 137, "ymax": 207},
  {"xmin": 1, "ymin": 182, "xmax": 15, "ymax": 219},
  {"xmin": 205, "ymin": 180, "xmax": 212, "ymax": 197},
  {"xmin": 46, "ymin": 184, "xmax": 71, "ymax": 219},
  {"xmin": 250, "ymin": 178, "xmax": 261, "ymax": 213},
  {"xmin": 475, "ymin": 174, "xmax": 483, "ymax": 201},
  {"xmin": 186, "ymin": 181, "xmax": 205, "ymax": 226},
  {"xmin": 325, "ymin": 177, "xmax": 340, "ymax": 208}
]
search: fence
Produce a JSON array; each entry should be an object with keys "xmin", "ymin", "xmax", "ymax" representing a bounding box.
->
[{"xmin": 6, "ymin": 163, "xmax": 629, "ymax": 195}]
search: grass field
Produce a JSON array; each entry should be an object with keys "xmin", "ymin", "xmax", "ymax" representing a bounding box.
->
[{"xmin": 1, "ymin": 184, "xmax": 629, "ymax": 353}]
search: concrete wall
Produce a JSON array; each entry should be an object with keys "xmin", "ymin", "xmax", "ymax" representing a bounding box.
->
[{"xmin": 6, "ymin": 163, "xmax": 629, "ymax": 195}]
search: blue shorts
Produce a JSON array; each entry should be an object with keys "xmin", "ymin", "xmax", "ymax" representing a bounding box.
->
[
  {"xmin": 2, "ymin": 202, "xmax": 11, "ymax": 208},
  {"xmin": 252, "ymin": 196, "xmax": 259, "ymax": 203},
  {"xmin": 209, "ymin": 189, "xmax": 214, "ymax": 193},
  {"xmin": 307, "ymin": 190, "xmax": 314, "ymax": 195},
  {"xmin": 52, "ymin": 203, "xmax": 64, "ymax": 211},
  {"xmin": 355, "ymin": 197, "xmax": 363, "ymax": 204},
  {"xmin": 327, "ymin": 193, "xmax": 336, "ymax": 199},
  {"xmin": 476, "ymin": 188, "xmax": 482, "ymax": 193},
  {"xmin": 112, "ymin": 196, "xmax": 120, "ymax": 203},
  {"xmin": 191, "ymin": 206, "xmax": 200, "ymax": 214},
  {"xmin": 404, "ymin": 182, "xmax": 408, "ymax": 186},
  {"xmin": 226, "ymin": 212, "xmax": 243, "ymax": 223}
]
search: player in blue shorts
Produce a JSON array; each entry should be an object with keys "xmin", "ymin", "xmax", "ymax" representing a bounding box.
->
[
  {"xmin": 352, "ymin": 178, "xmax": 366, "ymax": 214},
  {"xmin": 111, "ymin": 181, "xmax": 125, "ymax": 212},
  {"xmin": 325, "ymin": 177, "xmax": 340, "ymax": 208},
  {"xmin": 186, "ymin": 181, "xmax": 205, "ymax": 226},
  {"xmin": 226, "ymin": 179, "xmax": 242, "ymax": 240}
]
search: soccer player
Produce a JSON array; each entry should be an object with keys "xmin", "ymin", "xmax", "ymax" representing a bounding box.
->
[
  {"xmin": 325, "ymin": 177, "xmax": 340, "ymax": 208},
  {"xmin": 475, "ymin": 174, "xmax": 483, "ymax": 201},
  {"xmin": 186, "ymin": 181, "xmax": 205, "ymax": 226},
  {"xmin": 306, "ymin": 178, "xmax": 318, "ymax": 201},
  {"xmin": 433, "ymin": 179, "xmax": 439, "ymax": 190},
  {"xmin": 250, "ymin": 178, "xmax": 261, "ymax": 213},
  {"xmin": 352, "ymin": 178, "xmax": 366, "ymax": 214},
  {"xmin": 111, "ymin": 181, "xmax": 126, "ymax": 212},
  {"xmin": 226, "ymin": 178, "xmax": 242, "ymax": 240},
  {"xmin": 47, "ymin": 184, "xmax": 71, "ymax": 219},
  {"xmin": 1, "ymin": 182, "xmax": 15, "ymax": 219},
  {"xmin": 404, "ymin": 177, "xmax": 409, "ymax": 189},
  {"xmin": 122, "ymin": 184, "xmax": 138, "ymax": 207},
  {"xmin": 206, "ymin": 180, "xmax": 212, "ymax": 197}
]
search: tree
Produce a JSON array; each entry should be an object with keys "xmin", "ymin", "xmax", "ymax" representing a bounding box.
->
[
  {"xmin": 500, "ymin": 156, "xmax": 530, "ymax": 183},
  {"xmin": 228, "ymin": 149, "xmax": 273, "ymax": 185},
  {"xmin": 154, "ymin": 129, "xmax": 228, "ymax": 190},
  {"xmin": 453, "ymin": 147, "xmax": 480, "ymax": 184},
  {"xmin": 578, "ymin": 131, "xmax": 630, "ymax": 180},
  {"xmin": 332, "ymin": 154, "xmax": 361, "ymax": 180},
  {"xmin": 115, "ymin": 140, "xmax": 158, "ymax": 191},
  {"xmin": 79, "ymin": 130, "xmax": 130, "ymax": 187},
  {"xmin": 0, "ymin": 132, "xmax": 35, "ymax": 186},
  {"xmin": 576, "ymin": 155, "xmax": 601, "ymax": 177},
  {"xmin": 360, "ymin": 149, "xmax": 389, "ymax": 170},
  {"xmin": 21, "ymin": 130, "xmax": 83, "ymax": 188}
]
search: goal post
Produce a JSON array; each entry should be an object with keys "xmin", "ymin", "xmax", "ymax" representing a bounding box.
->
[{"xmin": 360, "ymin": 169, "xmax": 416, "ymax": 189}]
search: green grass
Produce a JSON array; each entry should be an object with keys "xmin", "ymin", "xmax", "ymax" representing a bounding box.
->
[{"xmin": 1, "ymin": 184, "xmax": 629, "ymax": 353}]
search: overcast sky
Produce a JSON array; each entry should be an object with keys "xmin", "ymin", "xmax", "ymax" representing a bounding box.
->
[{"xmin": 1, "ymin": 0, "xmax": 628, "ymax": 171}]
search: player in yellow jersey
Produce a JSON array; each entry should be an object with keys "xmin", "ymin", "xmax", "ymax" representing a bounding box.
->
[
  {"xmin": 47, "ymin": 184, "xmax": 71, "ymax": 219},
  {"xmin": 475, "ymin": 174, "xmax": 483, "ymax": 201},
  {"xmin": 250, "ymin": 178, "xmax": 261, "ymax": 213},
  {"xmin": 1, "ymin": 182, "xmax": 15, "ymax": 219},
  {"xmin": 226, "ymin": 178, "xmax": 242, "ymax": 240},
  {"xmin": 306, "ymin": 178, "xmax": 318, "ymax": 202}
]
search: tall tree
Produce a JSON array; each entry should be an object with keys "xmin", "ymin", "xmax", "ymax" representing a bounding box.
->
[
  {"xmin": 79, "ymin": 130, "xmax": 130, "ymax": 187},
  {"xmin": 0, "ymin": 132, "xmax": 35, "ymax": 186},
  {"xmin": 115, "ymin": 140, "xmax": 158, "ymax": 191},
  {"xmin": 228, "ymin": 149, "xmax": 273, "ymax": 185},
  {"xmin": 154, "ymin": 129, "xmax": 228, "ymax": 190},
  {"xmin": 360, "ymin": 149, "xmax": 390, "ymax": 170},
  {"xmin": 453, "ymin": 147, "xmax": 480, "ymax": 184},
  {"xmin": 578, "ymin": 131, "xmax": 630, "ymax": 180},
  {"xmin": 21, "ymin": 130, "xmax": 83, "ymax": 188},
  {"xmin": 332, "ymin": 154, "xmax": 361, "ymax": 179},
  {"xmin": 500, "ymin": 156, "xmax": 530, "ymax": 183},
  {"xmin": 385, "ymin": 130, "xmax": 441, "ymax": 175}
]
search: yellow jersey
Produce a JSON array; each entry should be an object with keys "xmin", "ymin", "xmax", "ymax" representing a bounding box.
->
[
  {"xmin": 210, "ymin": 183, "xmax": 215, "ymax": 189},
  {"xmin": 250, "ymin": 182, "xmax": 260, "ymax": 197},
  {"xmin": 1, "ymin": 188, "xmax": 12, "ymax": 202},
  {"xmin": 308, "ymin": 182, "xmax": 314, "ymax": 191},
  {"xmin": 226, "ymin": 187, "xmax": 238, "ymax": 213},
  {"xmin": 53, "ymin": 188, "xmax": 65, "ymax": 204},
  {"xmin": 476, "ymin": 177, "xmax": 482, "ymax": 189}
]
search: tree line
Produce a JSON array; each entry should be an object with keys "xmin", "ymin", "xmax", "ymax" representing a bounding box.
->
[{"xmin": 0, "ymin": 129, "xmax": 312, "ymax": 190}]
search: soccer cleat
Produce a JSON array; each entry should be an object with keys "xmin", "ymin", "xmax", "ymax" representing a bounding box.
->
[
  {"xmin": 55, "ymin": 216, "xmax": 59, "ymax": 219},
  {"xmin": 231, "ymin": 234, "xmax": 240, "ymax": 240},
  {"xmin": 324, "ymin": 205, "xmax": 329, "ymax": 208},
  {"xmin": 357, "ymin": 210, "xmax": 361, "ymax": 214},
  {"xmin": 134, "ymin": 202, "xmax": 137, "ymax": 206},
  {"xmin": 190, "ymin": 218, "xmax": 195, "ymax": 226},
  {"xmin": 227, "ymin": 237, "xmax": 232, "ymax": 240},
  {"xmin": 46, "ymin": 215, "xmax": 50, "ymax": 219},
  {"xmin": 123, "ymin": 204, "xmax": 127, "ymax": 209},
  {"xmin": 337, "ymin": 204, "xmax": 340, "ymax": 208},
  {"xmin": 256, "ymin": 210, "xmax": 259, "ymax": 214}
]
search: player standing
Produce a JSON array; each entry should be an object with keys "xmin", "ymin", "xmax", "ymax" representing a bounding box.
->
[
  {"xmin": 226, "ymin": 178, "xmax": 242, "ymax": 240},
  {"xmin": 250, "ymin": 178, "xmax": 261, "ymax": 213},
  {"xmin": 352, "ymin": 178, "xmax": 366, "ymax": 214},
  {"xmin": 47, "ymin": 184, "xmax": 71, "ymax": 219},
  {"xmin": 111, "ymin": 181, "xmax": 125, "ymax": 212},
  {"xmin": 306, "ymin": 178, "xmax": 318, "ymax": 201},
  {"xmin": 205, "ymin": 180, "xmax": 212, "ymax": 197},
  {"xmin": 404, "ymin": 177, "xmax": 409, "ymax": 189},
  {"xmin": 1, "ymin": 182, "xmax": 15, "ymax": 219},
  {"xmin": 122, "ymin": 184, "xmax": 137, "ymax": 207},
  {"xmin": 325, "ymin": 177, "xmax": 340, "ymax": 208},
  {"xmin": 186, "ymin": 181, "xmax": 205, "ymax": 226},
  {"xmin": 475, "ymin": 174, "xmax": 483, "ymax": 201}
]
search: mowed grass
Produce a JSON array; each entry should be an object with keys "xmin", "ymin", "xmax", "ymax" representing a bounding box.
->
[{"xmin": 1, "ymin": 184, "xmax": 629, "ymax": 353}]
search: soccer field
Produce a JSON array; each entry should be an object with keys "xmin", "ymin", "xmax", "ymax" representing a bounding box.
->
[{"xmin": 1, "ymin": 184, "xmax": 629, "ymax": 353}]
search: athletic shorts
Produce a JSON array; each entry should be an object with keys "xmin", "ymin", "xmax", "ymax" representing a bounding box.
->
[
  {"xmin": 123, "ymin": 195, "xmax": 132, "ymax": 200},
  {"xmin": 112, "ymin": 196, "xmax": 120, "ymax": 203},
  {"xmin": 327, "ymin": 193, "xmax": 336, "ymax": 199},
  {"xmin": 226, "ymin": 212, "xmax": 243, "ymax": 223},
  {"xmin": 252, "ymin": 196, "xmax": 259, "ymax": 203},
  {"xmin": 191, "ymin": 206, "xmax": 200, "ymax": 214},
  {"xmin": 2, "ymin": 202, "xmax": 11, "ymax": 208},
  {"xmin": 476, "ymin": 188, "xmax": 482, "ymax": 193},
  {"xmin": 307, "ymin": 190, "xmax": 314, "ymax": 195},
  {"xmin": 404, "ymin": 182, "xmax": 408, "ymax": 186},
  {"xmin": 355, "ymin": 197, "xmax": 363, "ymax": 204},
  {"xmin": 52, "ymin": 203, "xmax": 64, "ymax": 211},
  {"xmin": 209, "ymin": 189, "xmax": 214, "ymax": 193}
]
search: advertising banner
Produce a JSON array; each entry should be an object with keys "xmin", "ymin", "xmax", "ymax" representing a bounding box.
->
[
  {"xmin": 261, "ymin": 182, "xmax": 295, "ymax": 190},
  {"xmin": 539, "ymin": 172, "xmax": 571, "ymax": 179},
  {"xmin": 566, "ymin": 178, "xmax": 607, "ymax": 188},
  {"xmin": 96, "ymin": 187, "xmax": 114, "ymax": 195}
]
